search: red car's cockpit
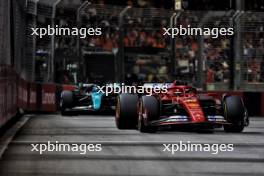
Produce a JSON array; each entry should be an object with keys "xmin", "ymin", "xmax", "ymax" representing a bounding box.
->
[{"xmin": 167, "ymin": 86, "xmax": 197, "ymax": 98}]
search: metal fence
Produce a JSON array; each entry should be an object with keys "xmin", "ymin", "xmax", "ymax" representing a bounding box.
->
[
  {"xmin": 239, "ymin": 12, "xmax": 264, "ymax": 91},
  {"xmin": 119, "ymin": 7, "xmax": 174, "ymax": 82},
  {"xmin": 172, "ymin": 11, "xmax": 236, "ymax": 90}
]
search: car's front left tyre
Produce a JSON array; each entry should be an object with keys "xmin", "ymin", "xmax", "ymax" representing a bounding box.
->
[{"xmin": 115, "ymin": 94, "xmax": 138, "ymax": 129}]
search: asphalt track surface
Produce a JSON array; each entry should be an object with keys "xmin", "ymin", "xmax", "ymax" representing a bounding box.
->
[{"xmin": 0, "ymin": 114, "xmax": 263, "ymax": 176}]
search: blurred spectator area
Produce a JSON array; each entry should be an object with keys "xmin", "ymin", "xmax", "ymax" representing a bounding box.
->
[
  {"xmin": 53, "ymin": 1, "xmax": 264, "ymax": 87},
  {"xmin": 241, "ymin": 12, "xmax": 264, "ymax": 83}
]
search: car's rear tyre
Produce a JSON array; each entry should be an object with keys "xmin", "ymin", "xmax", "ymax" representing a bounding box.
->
[
  {"xmin": 115, "ymin": 94, "xmax": 138, "ymax": 129},
  {"xmin": 61, "ymin": 91, "xmax": 74, "ymax": 116},
  {"xmin": 222, "ymin": 96, "xmax": 245, "ymax": 133},
  {"xmin": 138, "ymin": 96, "xmax": 159, "ymax": 133}
]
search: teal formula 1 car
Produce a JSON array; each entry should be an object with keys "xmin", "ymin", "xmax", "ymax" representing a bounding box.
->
[{"xmin": 60, "ymin": 84, "xmax": 116, "ymax": 115}]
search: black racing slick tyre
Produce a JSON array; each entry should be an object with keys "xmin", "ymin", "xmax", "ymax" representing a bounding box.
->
[
  {"xmin": 115, "ymin": 94, "xmax": 138, "ymax": 129},
  {"xmin": 61, "ymin": 91, "xmax": 74, "ymax": 116},
  {"xmin": 138, "ymin": 96, "xmax": 159, "ymax": 133},
  {"xmin": 222, "ymin": 96, "xmax": 245, "ymax": 133}
]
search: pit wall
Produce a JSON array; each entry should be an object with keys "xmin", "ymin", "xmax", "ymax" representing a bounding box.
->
[{"xmin": 0, "ymin": 66, "xmax": 264, "ymax": 128}]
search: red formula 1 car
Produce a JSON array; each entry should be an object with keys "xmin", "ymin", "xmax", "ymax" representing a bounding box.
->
[{"xmin": 115, "ymin": 83, "xmax": 249, "ymax": 133}]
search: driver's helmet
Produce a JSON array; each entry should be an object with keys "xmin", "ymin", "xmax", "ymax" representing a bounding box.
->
[{"xmin": 185, "ymin": 88, "xmax": 197, "ymax": 97}]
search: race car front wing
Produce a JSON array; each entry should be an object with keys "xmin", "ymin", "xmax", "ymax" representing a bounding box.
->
[{"xmin": 150, "ymin": 115, "xmax": 229, "ymax": 126}]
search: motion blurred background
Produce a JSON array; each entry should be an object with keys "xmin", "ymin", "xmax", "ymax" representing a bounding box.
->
[{"xmin": 0, "ymin": 0, "xmax": 264, "ymax": 126}]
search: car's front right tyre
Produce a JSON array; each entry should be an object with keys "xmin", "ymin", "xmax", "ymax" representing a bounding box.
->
[
  {"xmin": 138, "ymin": 96, "xmax": 159, "ymax": 133},
  {"xmin": 61, "ymin": 91, "xmax": 74, "ymax": 116},
  {"xmin": 222, "ymin": 96, "xmax": 246, "ymax": 133}
]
